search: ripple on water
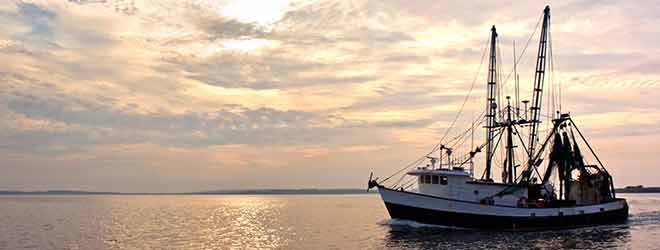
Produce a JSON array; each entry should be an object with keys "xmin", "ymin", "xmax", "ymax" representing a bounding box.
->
[{"xmin": 0, "ymin": 194, "xmax": 658, "ymax": 249}]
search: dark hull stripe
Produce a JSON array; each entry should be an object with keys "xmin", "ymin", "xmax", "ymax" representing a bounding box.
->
[{"xmin": 383, "ymin": 202, "xmax": 629, "ymax": 230}]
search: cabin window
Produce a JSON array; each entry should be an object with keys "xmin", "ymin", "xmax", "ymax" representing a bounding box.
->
[
  {"xmin": 440, "ymin": 175, "xmax": 448, "ymax": 185},
  {"xmin": 424, "ymin": 175, "xmax": 431, "ymax": 184},
  {"xmin": 431, "ymin": 175, "xmax": 439, "ymax": 184}
]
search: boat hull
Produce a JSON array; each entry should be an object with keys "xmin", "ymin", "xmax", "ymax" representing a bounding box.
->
[{"xmin": 379, "ymin": 187, "xmax": 628, "ymax": 230}]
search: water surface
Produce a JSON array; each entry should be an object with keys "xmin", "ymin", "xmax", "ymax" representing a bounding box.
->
[{"xmin": 0, "ymin": 193, "xmax": 658, "ymax": 249}]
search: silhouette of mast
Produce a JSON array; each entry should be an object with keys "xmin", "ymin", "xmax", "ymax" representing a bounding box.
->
[
  {"xmin": 484, "ymin": 25, "xmax": 498, "ymax": 181},
  {"xmin": 505, "ymin": 97, "xmax": 516, "ymax": 183},
  {"xmin": 527, "ymin": 6, "xmax": 551, "ymax": 168}
]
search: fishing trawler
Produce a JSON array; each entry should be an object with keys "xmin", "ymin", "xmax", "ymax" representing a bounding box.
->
[{"xmin": 367, "ymin": 6, "xmax": 628, "ymax": 230}]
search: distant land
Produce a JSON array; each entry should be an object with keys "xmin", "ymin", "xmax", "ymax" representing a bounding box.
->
[
  {"xmin": 615, "ymin": 185, "xmax": 660, "ymax": 193},
  {"xmin": 0, "ymin": 188, "xmax": 375, "ymax": 195},
  {"xmin": 0, "ymin": 190, "xmax": 121, "ymax": 195},
  {"xmin": 192, "ymin": 188, "xmax": 375, "ymax": 195},
  {"xmin": 2, "ymin": 186, "xmax": 658, "ymax": 195}
]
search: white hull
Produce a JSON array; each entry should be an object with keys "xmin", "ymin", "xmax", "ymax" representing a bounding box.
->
[{"xmin": 378, "ymin": 187, "xmax": 628, "ymax": 229}]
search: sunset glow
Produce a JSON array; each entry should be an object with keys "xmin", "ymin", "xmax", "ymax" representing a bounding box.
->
[{"xmin": 1, "ymin": 0, "xmax": 659, "ymax": 192}]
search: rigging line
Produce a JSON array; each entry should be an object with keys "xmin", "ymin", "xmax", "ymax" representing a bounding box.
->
[
  {"xmin": 451, "ymin": 129, "xmax": 476, "ymax": 152},
  {"xmin": 457, "ymin": 137, "xmax": 491, "ymax": 168},
  {"xmin": 548, "ymin": 20, "xmax": 559, "ymax": 112},
  {"xmin": 436, "ymin": 36, "xmax": 490, "ymax": 146},
  {"xmin": 446, "ymin": 121, "xmax": 479, "ymax": 147},
  {"xmin": 549, "ymin": 18, "xmax": 556, "ymax": 119},
  {"xmin": 381, "ymin": 37, "xmax": 491, "ymax": 184},
  {"xmin": 547, "ymin": 40, "xmax": 556, "ymax": 123},
  {"xmin": 482, "ymin": 127, "xmax": 505, "ymax": 178},
  {"xmin": 400, "ymin": 175, "xmax": 417, "ymax": 188},
  {"xmin": 390, "ymin": 173, "xmax": 409, "ymax": 189},
  {"xmin": 404, "ymin": 181, "xmax": 416, "ymax": 190},
  {"xmin": 448, "ymin": 116, "xmax": 487, "ymax": 149},
  {"xmin": 512, "ymin": 124, "xmax": 530, "ymax": 157},
  {"xmin": 379, "ymin": 156, "xmax": 426, "ymax": 184},
  {"xmin": 501, "ymin": 15, "xmax": 544, "ymax": 89},
  {"xmin": 450, "ymin": 117, "xmax": 488, "ymax": 151},
  {"xmin": 395, "ymin": 174, "xmax": 419, "ymax": 190},
  {"xmin": 454, "ymin": 138, "xmax": 490, "ymax": 167},
  {"xmin": 495, "ymin": 36, "xmax": 501, "ymax": 121},
  {"xmin": 550, "ymin": 42, "xmax": 555, "ymax": 117},
  {"xmin": 546, "ymin": 71, "xmax": 552, "ymax": 131},
  {"xmin": 497, "ymin": 37, "xmax": 504, "ymax": 121},
  {"xmin": 449, "ymin": 124, "xmax": 484, "ymax": 159},
  {"xmin": 569, "ymin": 118, "xmax": 610, "ymax": 174},
  {"xmin": 393, "ymin": 169, "xmax": 421, "ymax": 188},
  {"xmin": 401, "ymin": 175, "xmax": 418, "ymax": 190},
  {"xmin": 513, "ymin": 40, "xmax": 520, "ymax": 116},
  {"xmin": 539, "ymin": 113, "xmax": 557, "ymax": 119},
  {"xmin": 523, "ymin": 123, "xmax": 559, "ymax": 183}
]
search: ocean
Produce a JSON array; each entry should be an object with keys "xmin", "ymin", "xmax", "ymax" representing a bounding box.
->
[{"xmin": 0, "ymin": 193, "xmax": 658, "ymax": 250}]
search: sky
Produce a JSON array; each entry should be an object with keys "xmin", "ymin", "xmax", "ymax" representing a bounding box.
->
[{"xmin": 1, "ymin": 0, "xmax": 660, "ymax": 192}]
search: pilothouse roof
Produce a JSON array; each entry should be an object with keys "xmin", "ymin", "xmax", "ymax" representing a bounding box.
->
[{"xmin": 407, "ymin": 168, "xmax": 470, "ymax": 177}]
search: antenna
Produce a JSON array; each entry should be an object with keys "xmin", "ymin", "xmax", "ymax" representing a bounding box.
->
[{"xmin": 513, "ymin": 41, "xmax": 520, "ymax": 119}]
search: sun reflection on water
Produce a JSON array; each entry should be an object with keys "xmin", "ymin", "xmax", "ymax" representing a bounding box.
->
[
  {"xmin": 210, "ymin": 196, "xmax": 290, "ymax": 249},
  {"xmin": 96, "ymin": 195, "xmax": 293, "ymax": 250}
]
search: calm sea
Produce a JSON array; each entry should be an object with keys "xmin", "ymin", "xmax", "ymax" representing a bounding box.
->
[{"xmin": 0, "ymin": 193, "xmax": 658, "ymax": 250}]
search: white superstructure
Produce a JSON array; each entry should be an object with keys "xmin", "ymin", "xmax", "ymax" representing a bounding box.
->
[{"xmin": 407, "ymin": 168, "xmax": 526, "ymax": 207}]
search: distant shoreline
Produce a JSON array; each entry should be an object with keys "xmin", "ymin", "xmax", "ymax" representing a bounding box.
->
[
  {"xmin": 2, "ymin": 186, "xmax": 658, "ymax": 195},
  {"xmin": 0, "ymin": 189, "xmax": 377, "ymax": 196},
  {"xmin": 615, "ymin": 186, "xmax": 660, "ymax": 194}
]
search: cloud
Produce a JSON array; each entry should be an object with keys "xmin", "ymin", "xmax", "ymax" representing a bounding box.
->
[
  {"xmin": 16, "ymin": 2, "xmax": 57, "ymax": 40},
  {"xmin": 1, "ymin": 71, "xmax": 431, "ymax": 154},
  {"xmin": 1, "ymin": 0, "xmax": 660, "ymax": 190},
  {"xmin": 191, "ymin": 11, "xmax": 267, "ymax": 40}
]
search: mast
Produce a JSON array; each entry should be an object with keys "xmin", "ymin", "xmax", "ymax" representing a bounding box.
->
[
  {"xmin": 527, "ymin": 6, "xmax": 551, "ymax": 168},
  {"xmin": 505, "ymin": 97, "xmax": 515, "ymax": 183},
  {"xmin": 484, "ymin": 25, "xmax": 498, "ymax": 181}
]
